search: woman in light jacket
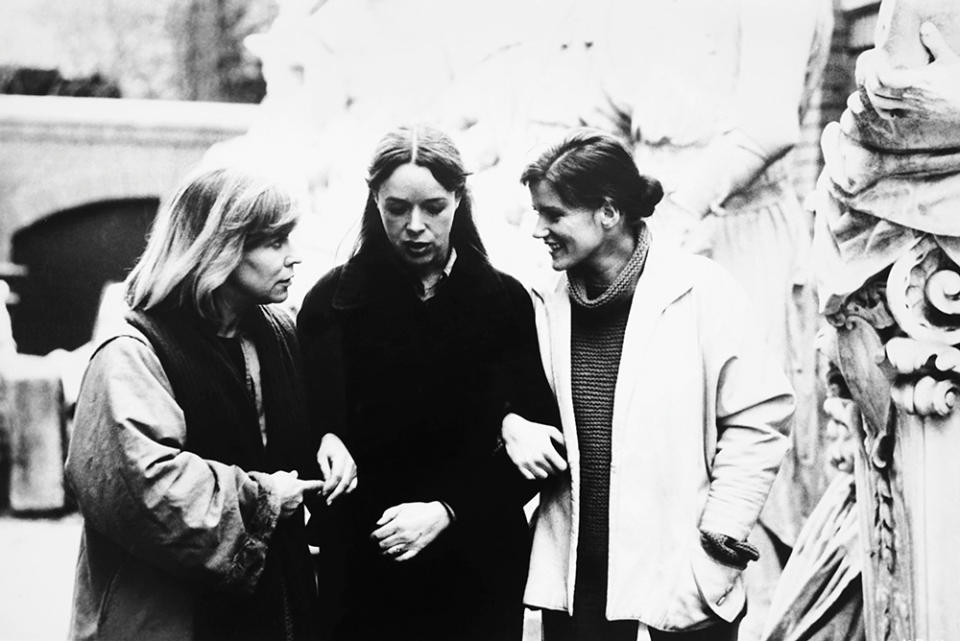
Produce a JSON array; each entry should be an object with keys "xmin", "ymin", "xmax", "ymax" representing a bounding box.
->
[
  {"xmin": 502, "ymin": 130, "xmax": 794, "ymax": 640},
  {"xmin": 65, "ymin": 164, "xmax": 356, "ymax": 641}
]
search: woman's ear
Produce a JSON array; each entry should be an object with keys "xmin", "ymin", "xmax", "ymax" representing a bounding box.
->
[{"xmin": 597, "ymin": 200, "xmax": 621, "ymax": 230}]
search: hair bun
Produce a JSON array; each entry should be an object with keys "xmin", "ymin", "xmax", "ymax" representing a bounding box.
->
[{"xmin": 636, "ymin": 175, "xmax": 664, "ymax": 217}]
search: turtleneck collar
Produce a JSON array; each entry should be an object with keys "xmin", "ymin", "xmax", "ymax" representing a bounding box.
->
[{"xmin": 568, "ymin": 224, "xmax": 651, "ymax": 309}]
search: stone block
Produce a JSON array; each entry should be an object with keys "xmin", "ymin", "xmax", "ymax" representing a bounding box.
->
[{"xmin": 0, "ymin": 353, "xmax": 66, "ymax": 512}]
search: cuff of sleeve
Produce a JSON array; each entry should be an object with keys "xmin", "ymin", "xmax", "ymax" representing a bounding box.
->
[
  {"xmin": 224, "ymin": 472, "xmax": 283, "ymax": 595},
  {"xmin": 438, "ymin": 500, "xmax": 457, "ymax": 523},
  {"xmin": 699, "ymin": 530, "xmax": 759, "ymax": 570}
]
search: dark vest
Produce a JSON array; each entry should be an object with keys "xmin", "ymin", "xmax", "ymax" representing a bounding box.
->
[{"xmin": 126, "ymin": 304, "xmax": 318, "ymax": 641}]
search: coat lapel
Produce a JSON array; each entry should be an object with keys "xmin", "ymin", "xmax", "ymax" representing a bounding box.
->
[
  {"xmin": 611, "ymin": 242, "xmax": 695, "ymax": 432},
  {"xmin": 534, "ymin": 275, "xmax": 579, "ymax": 475}
]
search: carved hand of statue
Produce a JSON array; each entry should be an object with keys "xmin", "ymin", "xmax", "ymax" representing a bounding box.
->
[{"xmin": 860, "ymin": 22, "xmax": 960, "ymax": 122}]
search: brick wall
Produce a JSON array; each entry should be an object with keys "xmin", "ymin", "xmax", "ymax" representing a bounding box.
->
[{"xmin": 791, "ymin": 1, "xmax": 879, "ymax": 204}]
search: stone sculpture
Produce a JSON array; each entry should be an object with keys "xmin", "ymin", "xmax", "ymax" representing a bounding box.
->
[{"xmin": 814, "ymin": 1, "xmax": 960, "ymax": 638}]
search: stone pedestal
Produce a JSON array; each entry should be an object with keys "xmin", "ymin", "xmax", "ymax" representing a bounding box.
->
[
  {"xmin": 815, "ymin": 1, "xmax": 960, "ymax": 639},
  {"xmin": 0, "ymin": 354, "xmax": 66, "ymax": 512}
]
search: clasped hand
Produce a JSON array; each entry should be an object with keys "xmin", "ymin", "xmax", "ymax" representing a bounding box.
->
[
  {"xmin": 501, "ymin": 412, "xmax": 567, "ymax": 480},
  {"xmin": 264, "ymin": 433, "xmax": 357, "ymax": 519},
  {"xmin": 371, "ymin": 502, "xmax": 451, "ymax": 562},
  {"xmin": 860, "ymin": 22, "xmax": 960, "ymax": 122},
  {"xmin": 316, "ymin": 432, "xmax": 358, "ymax": 505}
]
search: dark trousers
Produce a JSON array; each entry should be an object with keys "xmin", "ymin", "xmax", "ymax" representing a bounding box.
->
[{"xmin": 542, "ymin": 609, "xmax": 742, "ymax": 641}]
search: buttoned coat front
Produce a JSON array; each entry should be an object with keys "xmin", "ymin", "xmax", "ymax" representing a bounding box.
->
[{"xmin": 523, "ymin": 243, "xmax": 794, "ymax": 631}]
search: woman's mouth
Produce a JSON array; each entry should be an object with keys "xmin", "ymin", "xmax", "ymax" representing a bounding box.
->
[
  {"xmin": 544, "ymin": 240, "xmax": 562, "ymax": 256},
  {"xmin": 404, "ymin": 241, "xmax": 431, "ymax": 256}
]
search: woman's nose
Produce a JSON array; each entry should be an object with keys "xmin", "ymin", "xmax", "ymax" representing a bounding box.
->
[
  {"xmin": 532, "ymin": 214, "xmax": 548, "ymax": 239},
  {"xmin": 406, "ymin": 209, "xmax": 426, "ymax": 233},
  {"xmin": 285, "ymin": 240, "xmax": 302, "ymax": 266}
]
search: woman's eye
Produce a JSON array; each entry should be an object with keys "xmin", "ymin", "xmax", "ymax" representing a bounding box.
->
[
  {"xmin": 386, "ymin": 205, "xmax": 409, "ymax": 216},
  {"xmin": 424, "ymin": 204, "xmax": 446, "ymax": 215}
]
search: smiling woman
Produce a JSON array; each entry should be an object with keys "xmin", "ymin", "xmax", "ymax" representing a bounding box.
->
[{"xmin": 503, "ymin": 130, "xmax": 794, "ymax": 641}]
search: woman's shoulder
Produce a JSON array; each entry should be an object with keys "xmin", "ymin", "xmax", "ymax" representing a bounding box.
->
[
  {"xmin": 488, "ymin": 265, "xmax": 530, "ymax": 297},
  {"xmin": 85, "ymin": 322, "xmax": 171, "ymax": 389},
  {"xmin": 298, "ymin": 264, "xmax": 346, "ymax": 322},
  {"xmin": 463, "ymin": 259, "xmax": 536, "ymax": 310}
]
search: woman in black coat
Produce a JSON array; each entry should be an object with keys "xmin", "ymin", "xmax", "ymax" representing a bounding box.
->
[{"xmin": 297, "ymin": 125, "xmax": 559, "ymax": 641}]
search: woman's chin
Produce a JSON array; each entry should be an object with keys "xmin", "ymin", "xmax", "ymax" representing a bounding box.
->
[
  {"xmin": 399, "ymin": 252, "xmax": 439, "ymax": 271},
  {"xmin": 550, "ymin": 255, "xmax": 573, "ymax": 272}
]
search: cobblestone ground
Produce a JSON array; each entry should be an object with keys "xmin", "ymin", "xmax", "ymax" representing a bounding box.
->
[
  {"xmin": 0, "ymin": 513, "xmax": 82, "ymax": 641},
  {"xmin": 0, "ymin": 512, "xmax": 543, "ymax": 641}
]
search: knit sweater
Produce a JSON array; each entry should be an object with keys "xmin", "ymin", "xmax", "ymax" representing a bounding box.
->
[
  {"xmin": 568, "ymin": 236, "xmax": 648, "ymax": 622},
  {"xmin": 570, "ymin": 294, "xmax": 633, "ymax": 619}
]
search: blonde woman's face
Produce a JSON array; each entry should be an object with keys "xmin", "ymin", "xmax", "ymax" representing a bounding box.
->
[{"xmin": 225, "ymin": 228, "xmax": 301, "ymax": 307}]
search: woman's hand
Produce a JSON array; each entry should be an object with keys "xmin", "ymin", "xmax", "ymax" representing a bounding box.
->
[
  {"xmin": 371, "ymin": 502, "xmax": 451, "ymax": 562},
  {"xmin": 316, "ymin": 432, "xmax": 357, "ymax": 505},
  {"xmin": 860, "ymin": 22, "xmax": 960, "ymax": 122},
  {"xmin": 501, "ymin": 412, "xmax": 567, "ymax": 480},
  {"xmin": 266, "ymin": 470, "xmax": 326, "ymax": 519}
]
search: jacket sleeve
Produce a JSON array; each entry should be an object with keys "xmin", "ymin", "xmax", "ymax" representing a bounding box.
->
[
  {"xmin": 64, "ymin": 334, "xmax": 282, "ymax": 596},
  {"xmin": 697, "ymin": 266, "xmax": 794, "ymax": 541},
  {"xmin": 436, "ymin": 278, "xmax": 561, "ymax": 522},
  {"xmin": 296, "ymin": 272, "xmax": 349, "ymax": 445}
]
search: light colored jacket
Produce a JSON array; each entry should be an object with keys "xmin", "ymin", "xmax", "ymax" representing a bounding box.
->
[
  {"xmin": 66, "ymin": 327, "xmax": 283, "ymax": 641},
  {"xmin": 524, "ymin": 243, "xmax": 794, "ymax": 631}
]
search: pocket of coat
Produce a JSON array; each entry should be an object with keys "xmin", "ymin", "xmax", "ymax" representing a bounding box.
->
[
  {"xmin": 656, "ymin": 554, "xmax": 716, "ymax": 631},
  {"xmin": 689, "ymin": 543, "xmax": 746, "ymax": 622}
]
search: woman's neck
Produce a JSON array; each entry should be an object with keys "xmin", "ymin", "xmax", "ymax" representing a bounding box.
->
[
  {"xmin": 408, "ymin": 248, "xmax": 454, "ymax": 301},
  {"xmin": 572, "ymin": 233, "xmax": 638, "ymax": 295},
  {"xmin": 216, "ymin": 293, "xmax": 249, "ymax": 338}
]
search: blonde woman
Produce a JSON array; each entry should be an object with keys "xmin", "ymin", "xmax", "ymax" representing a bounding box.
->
[{"xmin": 66, "ymin": 165, "xmax": 355, "ymax": 641}]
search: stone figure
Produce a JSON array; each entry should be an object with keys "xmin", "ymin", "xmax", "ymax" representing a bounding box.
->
[
  {"xmin": 758, "ymin": 357, "xmax": 865, "ymax": 641},
  {"xmin": 813, "ymin": 1, "xmax": 960, "ymax": 639}
]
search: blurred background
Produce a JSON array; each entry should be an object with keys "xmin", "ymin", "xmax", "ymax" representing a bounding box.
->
[{"xmin": 0, "ymin": 0, "xmax": 880, "ymax": 639}]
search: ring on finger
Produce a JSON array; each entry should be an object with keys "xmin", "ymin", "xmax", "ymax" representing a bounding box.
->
[{"xmin": 390, "ymin": 546, "xmax": 403, "ymax": 556}]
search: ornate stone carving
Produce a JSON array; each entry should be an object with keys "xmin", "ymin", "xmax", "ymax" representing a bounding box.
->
[
  {"xmin": 886, "ymin": 236, "xmax": 960, "ymax": 344},
  {"xmin": 812, "ymin": 0, "xmax": 960, "ymax": 638},
  {"xmin": 824, "ymin": 288, "xmax": 907, "ymax": 640}
]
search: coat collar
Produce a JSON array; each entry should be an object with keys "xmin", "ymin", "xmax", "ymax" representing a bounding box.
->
[
  {"xmin": 332, "ymin": 246, "xmax": 502, "ymax": 311},
  {"xmin": 532, "ymin": 240, "xmax": 695, "ymax": 316}
]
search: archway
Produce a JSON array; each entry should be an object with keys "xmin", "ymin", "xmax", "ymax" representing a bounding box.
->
[{"xmin": 10, "ymin": 198, "xmax": 158, "ymax": 355}]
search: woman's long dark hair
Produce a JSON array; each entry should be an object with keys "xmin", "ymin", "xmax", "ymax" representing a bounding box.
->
[
  {"xmin": 355, "ymin": 124, "xmax": 487, "ymax": 261},
  {"xmin": 521, "ymin": 129, "xmax": 663, "ymax": 236}
]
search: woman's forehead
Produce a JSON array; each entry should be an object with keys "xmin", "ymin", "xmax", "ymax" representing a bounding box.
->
[
  {"xmin": 379, "ymin": 163, "xmax": 452, "ymax": 200},
  {"xmin": 530, "ymin": 180, "xmax": 566, "ymax": 207}
]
